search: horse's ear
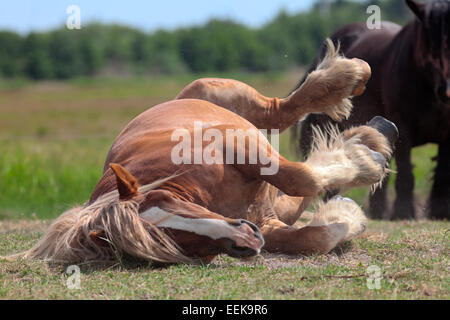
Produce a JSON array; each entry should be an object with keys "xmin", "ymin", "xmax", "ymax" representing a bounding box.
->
[
  {"xmin": 109, "ymin": 163, "xmax": 140, "ymax": 200},
  {"xmin": 405, "ymin": 0, "xmax": 425, "ymax": 21},
  {"xmin": 89, "ymin": 229, "xmax": 109, "ymax": 248}
]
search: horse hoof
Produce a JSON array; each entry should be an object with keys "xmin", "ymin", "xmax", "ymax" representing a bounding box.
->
[
  {"xmin": 332, "ymin": 195, "xmax": 357, "ymax": 205},
  {"xmin": 367, "ymin": 116, "xmax": 399, "ymax": 147},
  {"xmin": 351, "ymin": 58, "xmax": 371, "ymax": 96}
]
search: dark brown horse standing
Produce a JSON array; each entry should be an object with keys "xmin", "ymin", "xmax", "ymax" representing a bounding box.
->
[{"xmin": 293, "ymin": 0, "xmax": 450, "ymax": 219}]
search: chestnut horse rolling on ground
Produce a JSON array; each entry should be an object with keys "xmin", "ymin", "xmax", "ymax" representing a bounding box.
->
[{"xmin": 4, "ymin": 41, "xmax": 397, "ymax": 264}]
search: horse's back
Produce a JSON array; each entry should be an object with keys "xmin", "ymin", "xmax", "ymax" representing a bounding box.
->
[
  {"xmin": 106, "ymin": 99, "xmax": 255, "ymax": 158},
  {"xmin": 117, "ymin": 99, "xmax": 254, "ymax": 138}
]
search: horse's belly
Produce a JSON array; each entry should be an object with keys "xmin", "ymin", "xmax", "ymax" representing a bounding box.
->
[{"xmin": 202, "ymin": 166, "xmax": 265, "ymax": 219}]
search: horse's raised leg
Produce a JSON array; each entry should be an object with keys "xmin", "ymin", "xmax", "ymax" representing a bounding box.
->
[
  {"xmin": 391, "ymin": 138, "xmax": 415, "ymax": 220},
  {"xmin": 261, "ymin": 196, "xmax": 367, "ymax": 255},
  {"xmin": 239, "ymin": 121, "xmax": 392, "ymax": 200},
  {"xmin": 429, "ymin": 139, "xmax": 450, "ymax": 219},
  {"xmin": 176, "ymin": 40, "xmax": 371, "ymax": 132}
]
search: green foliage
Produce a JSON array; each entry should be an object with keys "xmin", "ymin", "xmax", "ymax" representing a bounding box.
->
[
  {"xmin": 0, "ymin": 0, "xmax": 412, "ymax": 79},
  {"xmin": 0, "ymin": 31, "xmax": 23, "ymax": 77},
  {"xmin": 23, "ymin": 33, "xmax": 54, "ymax": 79}
]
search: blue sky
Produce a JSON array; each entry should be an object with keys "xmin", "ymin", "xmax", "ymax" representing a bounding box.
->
[{"xmin": 0, "ymin": 0, "xmax": 315, "ymax": 34}]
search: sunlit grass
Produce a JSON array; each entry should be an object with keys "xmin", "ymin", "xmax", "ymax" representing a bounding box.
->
[{"xmin": 0, "ymin": 138, "xmax": 110, "ymax": 219}]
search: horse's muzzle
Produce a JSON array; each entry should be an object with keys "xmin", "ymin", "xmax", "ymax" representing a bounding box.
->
[{"xmin": 223, "ymin": 220, "xmax": 264, "ymax": 258}]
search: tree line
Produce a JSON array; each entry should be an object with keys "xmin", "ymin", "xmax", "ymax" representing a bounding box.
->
[{"xmin": 0, "ymin": 0, "xmax": 411, "ymax": 79}]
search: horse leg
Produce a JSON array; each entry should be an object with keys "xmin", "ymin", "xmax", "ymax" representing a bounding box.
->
[
  {"xmin": 261, "ymin": 196, "xmax": 367, "ymax": 255},
  {"xmin": 246, "ymin": 183, "xmax": 312, "ymax": 227},
  {"xmin": 429, "ymin": 139, "xmax": 450, "ymax": 219},
  {"xmin": 391, "ymin": 139, "xmax": 415, "ymax": 219},
  {"xmin": 368, "ymin": 174, "xmax": 390, "ymax": 219},
  {"xmin": 176, "ymin": 40, "xmax": 371, "ymax": 132},
  {"xmin": 239, "ymin": 123, "xmax": 391, "ymax": 199},
  {"xmin": 273, "ymin": 193, "xmax": 313, "ymax": 225},
  {"xmin": 231, "ymin": 120, "xmax": 391, "ymax": 237}
]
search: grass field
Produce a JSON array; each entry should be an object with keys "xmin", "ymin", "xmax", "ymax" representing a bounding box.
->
[
  {"xmin": 0, "ymin": 73, "xmax": 448, "ymax": 299},
  {"xmin": 1, "ymin": 219, "xmax": 448, "ymax": 299}
]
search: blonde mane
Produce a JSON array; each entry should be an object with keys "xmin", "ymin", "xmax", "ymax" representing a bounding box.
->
[{"xmin": 5, "ymin": 176, "xmax": 195, "ymax": 265}]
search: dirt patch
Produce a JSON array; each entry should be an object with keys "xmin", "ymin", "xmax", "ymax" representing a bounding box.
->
[{"xmin": 0, "ymin": 220, "xmax": 50, "ymax": 233}]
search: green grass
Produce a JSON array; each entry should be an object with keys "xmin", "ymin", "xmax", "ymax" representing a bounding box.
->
[
  {"xmin": 1, "ymin": 220, "xmax": 448, "ymax": 299},
  {"xmin": 0, "ymin": 138, "xmax": 111, "ymax": 219}
]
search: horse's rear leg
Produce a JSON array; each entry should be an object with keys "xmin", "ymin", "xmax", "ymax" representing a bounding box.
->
[
  {"xmin": 176, "ymin": 40, "xmax": 370, "ymax": 132},
  {"xmin": 429, "ymin": 139, "xmax": 450, "ymax": 219},
  {"xmin": 262, "ymin": 197, "xmax": 367, "ymax": 255}
]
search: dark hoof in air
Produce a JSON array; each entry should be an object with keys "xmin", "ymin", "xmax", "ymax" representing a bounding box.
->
[{"xmin": 367, "ymin": 116, "xmax": 399, "ymax": 147}]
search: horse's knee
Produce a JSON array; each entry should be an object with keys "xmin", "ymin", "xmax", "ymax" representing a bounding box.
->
[{"xmin": 273, "ymin": 195, "xmax": 310, "ymax": 225}]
